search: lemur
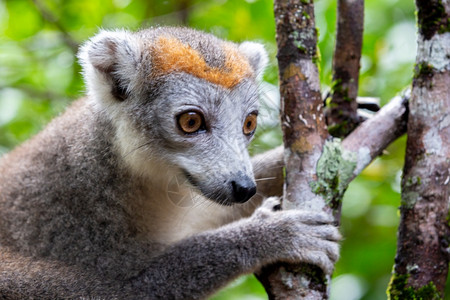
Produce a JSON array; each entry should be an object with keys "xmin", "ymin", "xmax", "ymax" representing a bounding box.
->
[{"xmin": 0, "ymin": 27, "xmax": 340, "ymax": 299}]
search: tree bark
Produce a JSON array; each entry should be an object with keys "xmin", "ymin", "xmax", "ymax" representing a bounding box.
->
[
  {"xmin": 255, "ymin": 96, "xmax": 409, "ymax": 299},
  {"xmin": 325, "ymin": 0, "xmax": 364, "ymax": 137},
  {"xmin": 388, "ymin": 1, "xmax": 450, "ymax": 298},
  {"xmin": 252, "ymin": 92, "xmax": 409, "ymax": 211},
  {"xmin": 256, "ymin": 1, "xmax": 331, "ymax": 298},
  {"xmin": 325, "ymin": 0, "xmax": 365, "ymax": 217},
  {"xmin": 256, "ymin": 0, "xmax": 410, "ymax": 298}
]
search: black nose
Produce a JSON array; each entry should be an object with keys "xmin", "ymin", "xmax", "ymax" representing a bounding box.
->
[{"xmin": 231, "ymin": 177, "xmax": 257, "ymax": 203}]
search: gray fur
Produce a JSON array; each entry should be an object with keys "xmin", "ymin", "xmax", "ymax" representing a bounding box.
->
[{"xmin": 0, "ymin": 27, "xmax": 340, "ymax": 299}]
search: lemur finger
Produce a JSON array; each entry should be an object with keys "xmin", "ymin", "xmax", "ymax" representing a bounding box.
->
[
  {"xmin": 324, "ymin": 240, "xmax": 340, "ymax": 263},
  {"xmin": 260, "ymin": 197, "xmax": 281, "ymax": 211},
  {"xmin": 286, "ymin": 209, "xmax": 334, "ymax": 225},
  {"xmin": 307, "ymin": 224, "xmax": 342, "ymax": 242},
  {"xmin": 294, "ymin": 231, "xmax": 340, "ymax": 259},
  {"xmin": 301, "ymin": 251, "xmax": 335, "ymax": 275},
  {"xmin": 308, "ymin": 238, "xmax": 340, "ymax": 263},
  {"xmin": 254, "ymin": 202, "xmax": 276, "ymax": 219},
  {"xmin": 294, "ymin": 228, "xmax": 340, "ymax": 262}
]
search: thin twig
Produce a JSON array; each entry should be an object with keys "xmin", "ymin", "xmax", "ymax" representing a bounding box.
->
[
  {"xmin": 32, "ymin": 0, "xmax": 79, "ymax": 53},
  {"xmin": 325, "ymin": 0, "xmax": 364, "ymax": 137}
]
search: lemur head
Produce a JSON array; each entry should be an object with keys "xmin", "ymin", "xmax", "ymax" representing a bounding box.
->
[{"xmin": 78, "ymin": 27, "xmax": 268, "ymax": 205}]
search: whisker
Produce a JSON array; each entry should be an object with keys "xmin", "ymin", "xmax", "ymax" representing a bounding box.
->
[
  {"xmin": 255, "ymin": 176, "xmax": 277, "ymax": 182},
  {"xmin": 123, "ymin": 142, "xmax": 152, "ymax": 158}
]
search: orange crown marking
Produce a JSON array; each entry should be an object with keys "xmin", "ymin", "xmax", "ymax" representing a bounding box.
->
[{"xmin": 150, "ymin": 36, "xmax": 253, "ymax": 89}]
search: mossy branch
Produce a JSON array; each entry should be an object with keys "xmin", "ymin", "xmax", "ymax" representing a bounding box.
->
[
  {"xmin": 325, "ymin": 0, "xmax": 364, "ymax": 137},
  {"xmin": 389, "ymin": 0, "xmax": 450, "ymax": 296}
]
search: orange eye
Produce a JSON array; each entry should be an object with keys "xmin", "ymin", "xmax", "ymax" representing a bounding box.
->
[
  {"xmin": 178, "ymin": 111, "xmax": 204, "ymax": 134},
  {"xmin": 243, "ymin": 113, "xmax": 257, "ymax": 136}
]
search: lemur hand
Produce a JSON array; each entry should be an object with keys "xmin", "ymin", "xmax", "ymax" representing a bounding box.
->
[{"xmin": 250, "ymin": 197, "xmax": 341, "ymax": 274}]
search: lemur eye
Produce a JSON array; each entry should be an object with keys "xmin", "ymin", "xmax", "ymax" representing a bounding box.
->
[
  {"xmin": 243, "ymin": 113, "xmax": 257, "ymax": 136},
  {"xmin": 177, "ymin": 111, "xmax": 205, "ymax": 134}
]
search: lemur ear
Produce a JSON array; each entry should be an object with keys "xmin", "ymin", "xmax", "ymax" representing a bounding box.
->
[
  {"xmin": 78, "ymin": 29, "xmax": 142, "ymax": 101},
  {"xmin": 238, "ymin": 42, "xmax": 268, "ymax": 80}
]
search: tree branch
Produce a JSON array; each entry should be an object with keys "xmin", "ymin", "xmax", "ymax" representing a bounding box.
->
[
  {"xmin": 256, "ymin": 1, "xmax": 330, "ymax": 298},
  {"xmin": 255, "ymin": 93, "xmax": 409, "ymax": 298},
  {"xmin": 257, "ymin": 0, "xmax": 411, "ymax": 296},
  {"xmin": 341, "ymin": 92, "xmax": 408, "ymax": 170},
  {"xmin": 325, "ymin": 91, "xmax": 409, "ymax": 219},
  {"xmin": 388, "ymin": 0, "xmax": 450, "ymax": 297},
  {"xmin": 275, "ymin": 1, "xmax": 326, "ymax": 209},
  {"xmin": 325, "ymin": 0, "xmax": 364, "ymax": 137},
  {"xmin": 252, "ymin": 92, "xmax": 409, "ymax": 214}
]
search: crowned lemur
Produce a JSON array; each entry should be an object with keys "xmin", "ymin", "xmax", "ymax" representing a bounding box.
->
[{"xmin": 0, "ymin": 27, "xmax": 340, "ymax": 299}]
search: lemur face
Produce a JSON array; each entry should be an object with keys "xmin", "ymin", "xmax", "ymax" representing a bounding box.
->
[
  {"xmin": 151, "ymin": 75, "xmax": 260, "ymax": 205},
  {"xmin": 79, "ymin": 27, "xmax": 268, "ymax": 205}
]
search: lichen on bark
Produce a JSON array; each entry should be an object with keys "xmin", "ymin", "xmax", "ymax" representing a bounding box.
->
[
  {"xmin": 325, "ymin": 0, "xmax": 364, "ymax": 138},
  {"xmin": 310, "ymin": 139, "xmax": 357, "ymax": 206}
]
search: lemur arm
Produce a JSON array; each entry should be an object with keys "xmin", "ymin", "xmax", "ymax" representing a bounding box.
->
[
  {"xmin": 123, "ymin": 199, "xmax": 339, "ymax": 299},
  {"xmin": 0, "ymin": 199, "xmax": 339, "ymax": 300}
]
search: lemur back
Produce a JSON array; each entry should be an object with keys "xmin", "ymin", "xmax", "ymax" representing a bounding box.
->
[{"xmin": 0, "ymin": 27, "xmax": 340, "ymax": 299}]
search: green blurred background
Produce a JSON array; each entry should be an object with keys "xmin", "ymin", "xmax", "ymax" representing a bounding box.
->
[{"xmin": 0, "ymin": 0, "xmax": 447, "ymax": 299}]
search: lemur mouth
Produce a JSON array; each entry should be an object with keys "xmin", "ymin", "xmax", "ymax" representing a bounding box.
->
[
  {"xmin": 181, "ymin": 169, "xmax": 200, "ymax": 189},
  {"xmin": 180, "ymin": 169, "xmax": 235, "ymax": 206},
  {"xmin": 180, "ymin": 169, "xmax": 256, "ymax": 206}
]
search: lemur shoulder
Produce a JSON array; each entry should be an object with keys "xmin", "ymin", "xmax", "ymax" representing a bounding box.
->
[{"xmin": 0, "ymin": 27, "xmax": 340, "ymax": 299}]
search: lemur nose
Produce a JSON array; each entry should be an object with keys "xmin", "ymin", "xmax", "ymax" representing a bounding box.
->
[{"xmin": 231, "ymin": 176, "xmax": 256, "ymax": 203}]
